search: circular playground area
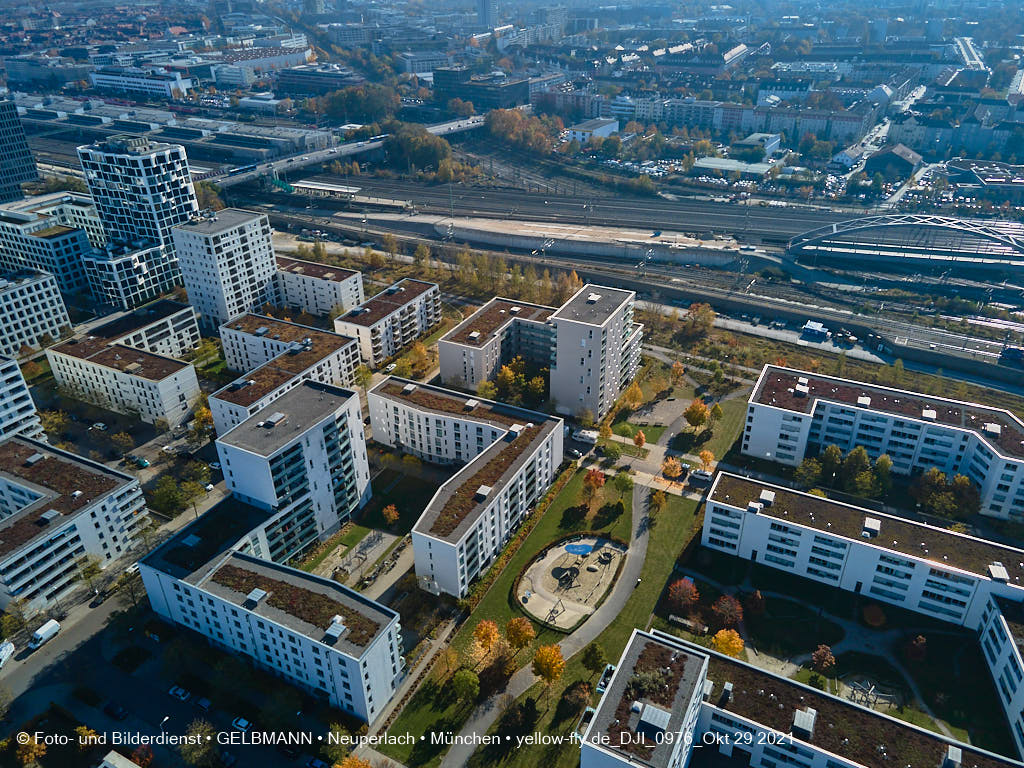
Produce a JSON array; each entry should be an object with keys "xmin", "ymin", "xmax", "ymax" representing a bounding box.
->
[{"xmin": 516, "ymin": 536, "xmax": 627, "ymax": 631}]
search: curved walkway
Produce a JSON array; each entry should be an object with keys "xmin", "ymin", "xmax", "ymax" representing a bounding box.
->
[
  {"xmin": 676, "ymin": 567, "xmax": 955, "ymax": 738},
  {"xmin": 440, "ymin": 481, "xmax": 652, "ymax": 767}
]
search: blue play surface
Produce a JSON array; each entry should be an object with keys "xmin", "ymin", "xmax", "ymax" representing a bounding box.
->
[{"xmin": 565, "ymin": 543, "xmax": 593, "ymax": 556}]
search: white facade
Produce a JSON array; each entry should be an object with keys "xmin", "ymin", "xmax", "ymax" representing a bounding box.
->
[
  {"xmin": 45, "ymin": 300, "xmax": 201, "ymax": 426},
  {"xmin": 438, "ymin": 298, "xmax": 555, "ymax": 391},
  {"xmin": 275, "ymin": 255, "xmax": 364, "ymax": 318},
  {"xmin": 0, "ymin": 270, "xmax": 70, "ymax": 355},
  {"xmin": 0, "ymin": 358, "xmax": 42, "ymax": 440},
  {"xmin": 582, "ymin": 629, "xmax": 1016, "ymax": 768},
  {"xmin": 89, "ymin": 68, "xmax": 194, "ymax": 99},
  {"xmin": 141, "ymin": 548, "xmax": 402, "ymax": 724},
  {"xmin": 368, "ymin": 377, "xmax": 563, "ymax": 597},
  {"xmin": 549, "ymin": 284, "xmax": 643, "ymax": 420},
  {"xmin": 173, "ymin": 209, "xmax": 277, "ymax": 331},
  {"xmin": 216, "ymin": 381, "xmax": 372, "ymax": 542},
  {"xmin": 703, "ymin": 471, "xmax": 1024, "ymax": 762},
  {"xmin": 0, "ymin": 437, "xmax": 147, "ymax": 612},
  {"xmin": 743, "ymin": 365, "xmax": 1024, "ymax": 519},
  {"xmin": 0, "ymin": 195, "xmax": 96, "ymax": 295},
  {"xmin": 211, "ymin": 315, "xmax": 360, "ymax": 435},
  {"xmin": 333, "ymin": 279, "xmax": 441, "ymax": 366}
]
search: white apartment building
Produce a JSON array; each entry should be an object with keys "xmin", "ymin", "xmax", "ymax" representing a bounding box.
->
[
  {"xmin": 78, "ymin": 135, "xmax": 198, "ymax": 249},
  {"xmin": 78, "ymin": 135, "xmax": 199, "ymax": 306},
  {"xmin": 0, "ymin": 437, "xmax": 147, "ymax": 612},
  {"xmin": 743, "ymin": 365, "xmax": 1024, "ymax": 519},
  {"xmin": 0, "ymin": 194, "xmax": 97, "ymax": 295},
  {"xmin": 703, "ymin": 471, "xmax": 1024, "ymax": 760},
  {"xmin": 583, "ymin": 628, "xmax": 1017, "ymax": 768},
  {"xmin": 173, "ymin": 209, "xmax": 277, "ymax": 331},
  {"xmin": 438, "ymin": 298, "xmax": 555, "ymax": 391},
  {"xmin": 141, "ymin": 509, "xmax": 402, "ymax": 724},
  {"xmin": 275, "ymin": 255, "xmax": 364, "ymax": 317},
  {"xmin": 439, "ymin": 285, "xmax": 642, "ymax": 419},
  {"xmin": 0, "ymin": 358, "xmax": 42, "ymax": 440},
  {"xmin": 368, "ymin": 377, "xmax": 563, "ymax": 597},
  {"xmin": 548, "ymin": 285, "xmax": 642, "ymax": 420},
  {"xmin": 211, "ymin": 315, "xmax": 359, "ymax": 435},
  {"xmin": 216, "ymin": 380, "xmax": 372, "ymax": 546},
  {"xmin": 0, "ymin": 270, "xmax": 70, "ymax": 355},
  {"xmin": 89, "ymin": 68, "xmax": 194, "ymax": 99},
  {"xmin": 46, "ymin": 300, "xmax": 201, "ymax": 426},
  {"xmin": 333, "ymin": 279, "xmax": 441, "ymax": 366}
]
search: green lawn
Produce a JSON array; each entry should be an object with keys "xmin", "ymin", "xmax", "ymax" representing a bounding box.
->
[
  {"xmin": 599, "ymin": 437, "xmax": 649, "ymax": 459},
  {"xmin": 612, "ymin": 421, "xmax": 668, "ymax": 444},
  {"xmin": 380, "ymin": 469, "xmax": 634, "ymax": 767},
  {"xmin": 667, "ymin": 395, "xmax": 748, "ymax": 460},
  {"xmin": 466, "ymin": 493, "xmax": 703, "ymax": 768},
  {"xmin": 297, "ymin": 523, "xmax": 372, "ymax": 573}
]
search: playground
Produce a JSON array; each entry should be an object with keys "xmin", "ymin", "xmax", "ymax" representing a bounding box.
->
[{"xmin": 516, "ymin": 536, "xmax": 627, "ymax": 630}]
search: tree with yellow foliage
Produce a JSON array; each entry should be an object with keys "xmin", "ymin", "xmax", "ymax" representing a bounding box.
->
[
  {"xmin": 506, "ymin": 617, "xmax": 536, "ymax": 653},
  {"xmin": 473, "ymin": 620, "xmax": 500, "ymax": 653},
  {"xmin": 711, "ymin": 629, "xmax": 744, "ymax": 657},
  {"xmin": 661, "ymin": 456, "xmax": 683, "ymax": 480},
  {"xmin": 532, "ymin": 644, "xmax": 566, "ymax": 699},
  {"xmin": 698, "ymin": 449, "xmax": 715, "ymax": 472}
]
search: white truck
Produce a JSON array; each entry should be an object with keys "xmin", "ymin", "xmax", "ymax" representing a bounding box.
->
[
  {"xmin": 572, "ymin": 429, "xmax": 599, "ymax": 445},
  {"xmin": 28, "ymin": 619, "xmax": 60, "ymax": 650}
]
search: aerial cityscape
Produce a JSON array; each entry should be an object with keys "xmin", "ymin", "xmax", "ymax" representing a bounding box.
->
[{"xmin": 2, "ymin": 0, "xmax": 1024, "ymax": 767}]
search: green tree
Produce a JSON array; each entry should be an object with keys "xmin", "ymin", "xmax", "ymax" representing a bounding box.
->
[
  {"xmin": 613, "ymin": 469, "xmax": 633, "ymax": 500},
  {"xmin": 111, "ymin": 432, "xmax": 134, "ymax": 455},
  {"xmin": 77, "ymin": 555, "xmax": 102, "ymax": 592},
  {"xmin": 820, "ymin": 444, "xmax": 843, "ymax": 486},
  {"xmin": 839, "ymin": 446, "xmax": 871, "ymax": 491},
  {"xmin": 476, "ymin": 380, "xmax": 498, "ymax": 400},
  {"xmin": 150, "ymin": 475, "xmax": 184, "ymax": 514},
  {"xmin": 354, "ymin": 364, "xmax": 372, "ymax": 394},
  {"xmin": 321, "ymin": 723, "xmax": 351, "ymax": 764},
  {"xmin": 582, "ymin": 642, "xmax": 607, "ymax": 677},
  {"xmin": 452, "ymin": 668, "xmax": 480, "ymax": 703},
  {"xmin": 794, "ymin": 458, "xmax": 822, "ymax": 488}
]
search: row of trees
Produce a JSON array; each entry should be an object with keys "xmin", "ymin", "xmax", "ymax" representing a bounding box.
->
[{"xmin": 485, "ymin": 109, "xmax": 564, "ymax": 155}]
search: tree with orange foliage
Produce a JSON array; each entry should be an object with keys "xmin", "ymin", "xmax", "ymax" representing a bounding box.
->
[
  {"xmin": 582, "ymin": 468, "xmax": 606, "ymax": 511},
  {"xmin": 633, "ymin": 430, "xmax": 646, "ymax": 450},
  {"xmin": 382, "ymin": 504, "xmax": 400, "ymax": 527},
  {"xmin": 661, "ymin": 456, "xmax": 683, "ymax": 480}
]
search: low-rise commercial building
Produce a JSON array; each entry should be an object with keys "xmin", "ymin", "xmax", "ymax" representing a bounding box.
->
[
  {"xmin": 743, "ymin": 365, "xmax": 1024, "ymax": 519},
  {"xmin": 582, "ymin": 628, "xmax": 1017, "ymax": 768},
  {"xmin": 0, "ymin": 270, "xmax": 70, "ymax": 356},
  {"xmin": 333, "ymin": 279, "xmax": 441, "ymax": 366},
  {"xmin": 89, "ymin": 67, "xmax": 194, "ymax": 99},
  {"xmin": 368, "ymin": 377, "xmax": 563, "ymax": 597},
  {"xmin": 212, "ymin": 315, "xmax": 359, "ymax": 435},
  {"xmin": 0, "ymin": 437, "xmax": 147, "ymax": 612},
  {"xmin": 567, "ymin": 117, "xmax": 619, "ymax": 144},
  {"xmin": 275, "ymin": 256, "xmax": 364, "ymax": 317},
  {"xmin": 46, "ymin": 300, "xmax": 201, "ymax": 426},
  {"xmin": 141, "ymin": 499, "xmax": 402, "ymax": 724}
]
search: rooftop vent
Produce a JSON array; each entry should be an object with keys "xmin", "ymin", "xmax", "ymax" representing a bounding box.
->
[
  {"xmin": 792, "ymin": 707, "xmax": 817, "ymax": 740},
  {"xmin": 759, "ymin": 489, "xmax": 776, "ymax": 507},
  {"xmin": 72, "ymin": 490, "xmax": 82, "ymax": 499},
  {"xmin": 719, "ymin": 681, "xmax": 733, "ymax": 706},
  {"xmin": 797, "ymin": 376, "xmax": 809, "ymax": 386},
  {"xmin": 984, "ymin": 423, "xmax": 1002, "ymax": 438},
  {"xmin": 702, "ymin": 679, "xmax": 715, "ymax": 701},
  {"xmin": 25, "ymin": 453, "xmax": 44, "ymax": 466},
  {"xmin": 245, "ymin": 588, "xmax": 268, "ymax": 607},
  {"xmin": 265, "ymin": 411, "xmax": 287, "ymax": 427},
  {"xmin": 747, "ymin": 501, "xmax": 764, "ymax": 515},
  {"xmin": 637, "ymin": 703, "xmax": 671, "ymax": 740},
  {"xmin": 794, "ymin": 383, "xmax": 810, "ymax": 397},
  {"xmin": 254, "ymin": 326, "xmax": 269, "ymax": 336},
  {"xmin": 508, "ymin": 424, "xmax": 525, "ymax": 439},
  {"xmin": 862, "ymin": 517, "xmax": 881, "ymax": 538},
  {"xmin": 857, "ymin": 395, "xmax": 871, "ymax": 407},
  {"xmin": 989, "ymin": 562, "xmax": 1010, "ymax": 582},
  {"xmin": 464, "ymin": 399, "xmax": 480, "ymax": 410},
  {"xmin": 922, "ymin": 408, "xmax": 937, "ymax": 421},
  {"xmin": 324, "ymin": 615, "xmax": 347, "ymax": 643},
  {"xmin": 402, "ymin": 383, "xmax": 417, "ymax": 394},
  {"xmin": 468, "ymin": 331, "xmax": 481, "ymax": 341},
  {"xmin": 475, "ymin": 485, "xmax": 492, "ymax": 501},
  {"xmin": 586, "ymin": 292, "xmax": 601, "ymax": 303},
  {"xmin": 510, "ymin": 306, "xmax": 522, "ymax": 314},
  {"xmin": 39, "ymin": 509, "xmax": 62, "ymax": 525},
  {"xmin": 943, "ymin": 745, "xmax": 962, "ymax": 768}
]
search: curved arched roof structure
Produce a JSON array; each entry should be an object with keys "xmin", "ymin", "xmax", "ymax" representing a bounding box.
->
[{"xmin": 788, "ymin": 214, "xmax": 1024, "ymax": 275}]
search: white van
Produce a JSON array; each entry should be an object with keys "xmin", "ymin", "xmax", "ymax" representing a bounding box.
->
[{"xmin": 28, "ymin": 619, "xmax": 60, "ymax": 650}]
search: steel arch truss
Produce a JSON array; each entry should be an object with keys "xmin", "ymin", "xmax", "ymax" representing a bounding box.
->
[{"xmin": 789, "ymin": 214, "xmax": 1024, "ymax": 256}]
